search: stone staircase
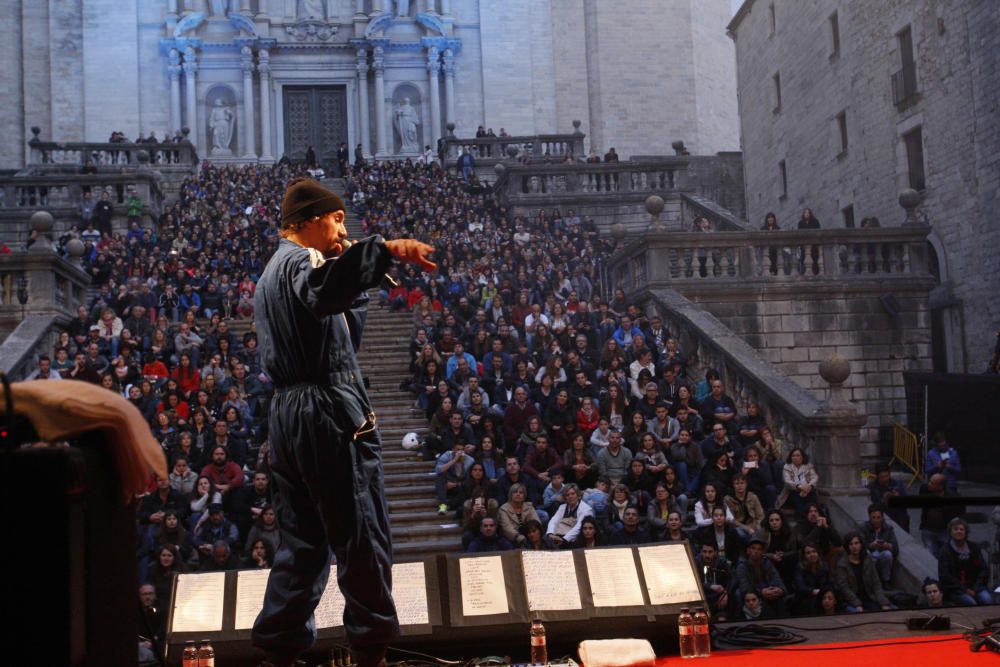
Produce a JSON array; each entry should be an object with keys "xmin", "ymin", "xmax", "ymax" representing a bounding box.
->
[{"xmin": 335, "ymin": 183, "xmax": 463, "ymax": 558}]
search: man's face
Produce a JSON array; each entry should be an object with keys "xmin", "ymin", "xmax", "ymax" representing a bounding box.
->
[
  {"xmin": 711, "ymin": 380, "xmax": 723, "ymax": 398},
  {"xmin": 747, "ymin": 543, "xmax": 764, "ymax": 562},
  {"xmin": 480, "ymin": 519, "xmax": 497, "ymax": 537},
  {"xmin": 713, "ymin": 425, "xmax": 727, "ymax": 442},
  {"xmin": 39, "ymin": 359, "xmax": 51, "ymax": 374},
  {"xmin": 139, "ymin": 586, "xmax": 156, "ymax": 608},
  {"xmin": 253, "ymin": 473, "xmax": 268, "ymax": 492},
  {"xmin": 734, "ymin": 478, "xmax": 747, "ymax": 494},
  {"xmin": 609, "ymin": 432, "xmax": 621, "ymax": 449},
  {"xmin": 308, "ymin": 210, "xmax": 348, "ymax": 256},
  {"xmin": 212, "ymin": 545, "xmax": 229, "ymax": 565},
  {"xmin": 655, "ymin": 406, "xmax": 668, "ymax": 421},
  {"xmin": 506, "ymin": 458, "xmax": 520, "ymax": 475},
  {"xmin": 212, "ymin": 449, "xmax": 226, "ymax": 465},
  {"xmin": 877, "ymin": 470, "xmax": 891, "ymax": 486},
  {"xmin": 624, "ymin": 507, "xmax": 640, "ymax": 528},
  {"xmin": 700, "ymin": 544, "xmax": 717, "ymax": 564},
  {"xmin": 450, "ymin": 413, "xmax": 463, "ymax": 428}
]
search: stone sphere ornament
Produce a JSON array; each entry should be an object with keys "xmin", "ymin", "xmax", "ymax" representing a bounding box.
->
[
  {"xmin": 30, "ymin": 210, "xmax": 55, "ymax": 233},
  {"xmin": 819, "ymin": 354, "xmax": 851, "ymax": 386}
]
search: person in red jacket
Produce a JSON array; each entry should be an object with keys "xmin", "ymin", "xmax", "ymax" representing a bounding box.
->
[
  {"xmin": 200, "ymin": 445, "xmax": 244, "ymax": 496},
  {"xmin": 170, "ymin": 352, "xmax": 201, "ymax": 397}
]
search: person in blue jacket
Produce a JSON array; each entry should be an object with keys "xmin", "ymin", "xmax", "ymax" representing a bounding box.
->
[{"xmin": 251, "ymin": 178, "xmax": 435, "ymax": 667}]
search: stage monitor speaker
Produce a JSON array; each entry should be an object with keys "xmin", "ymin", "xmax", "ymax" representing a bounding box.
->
[{"xmin": 2, "ymin": 432, "xmax": 138, "ymax": 667}]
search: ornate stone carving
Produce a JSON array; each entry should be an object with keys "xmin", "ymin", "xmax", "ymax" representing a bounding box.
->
[
  {"xmin": 240, "ymin": 45, "xmax": 255, "ymax": 74},
  {"xmin": 182, "ymin": 45, "xmax": 198, "ymax": 74},
  {"xmin": 168, "ymin": 48, "xmax": 182, "ymax": 80},
  {"xmin": 228, "ymin": 11, "xmax": 258, "ymax": 37},
  {"xmin": 442, "ymin": 48, "xmax": 455, "ymax": 77},
  {"xmin": 258, "ymin": 48, "xmax": 270, "ymax": 75},
  {"xmin": 416, "ymin": 11, "xmax": 444, "ymax": 35},
  {"xmin": 173, "ymin": 11, "xmax": 206, "ymax": 37},
  {"xmin": 209, "ymin": 99, "xmax": 235, "ymax": 153},
  {"xmin": 298, "ymin": 0, "xmax": 326, "ymax": 20},
  {"xmin": 285, "ymin": 19, "xmax": 337, "ymax": 41},
  {"xmin": 426, "ymin": 46, "xmax": 440, "ymax": 74},
  {"xmin": 394, "ymin": 97, "xmax": 421, "ymax": 153},
  {"xmin": 356, "ymin": 48, "xmax": 369, "ymax": 75},
  {"xmin": 372, "ymin": 46, "xmax": 385, "ymax": 73}
]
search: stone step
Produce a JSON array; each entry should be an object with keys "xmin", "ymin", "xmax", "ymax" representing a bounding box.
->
[
  {"xmin": 388, "ymin": 497, "xmax": 446, "ymax": 512},
  {"xmin": 393, "ymin": 538, "xmax": 463, "ymax": 557},
  {"xmin": 391, "ymin": 523, "xmax": 462, "ymax": 541},
  {"xmin": 384, "ymin": 470, "xmax": 438, "ymax": 488},
  {"xmin": 384, "ymin": 482, "xmax": 436, "ymax": 499},
  {"xmin": 389, "ymin": 509, "xmax": 456, "ymax": 525}
]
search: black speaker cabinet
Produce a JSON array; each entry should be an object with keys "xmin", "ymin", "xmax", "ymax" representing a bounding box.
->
[{"xmin": 1, "ymin": 432, "xmax": 138, "ymax": 666}]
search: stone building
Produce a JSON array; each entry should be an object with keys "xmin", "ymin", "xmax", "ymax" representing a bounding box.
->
[
  {"xmin": 0, "ymin": 0, "xmax": 739, "ymax": 168},
  {"xmin": 728, "ymin": 0, "xmax": 1000, "ymax": 372}
]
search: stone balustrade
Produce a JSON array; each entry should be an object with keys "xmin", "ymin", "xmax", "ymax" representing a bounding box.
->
[
  {"xmin": 495, "ymin": 158, "xmax": 691, "ymax": 203},
  {"xmin": 442, "ymin": 132, "xmax": 585, "ymax": 164},
  {"xmin": 645, "ymin": 287, "xmax": 866, "ymax": 492},
  {"xmin": 612, "ymin": 227, "xmax": 932, "ymax": 290},
  {"xmin": 0, "ymin": 173, "xmax": 164, "ymax": 220},
  {"xmin": 28, "ymin": 140, "xmax": 198, "ymax": 169}
]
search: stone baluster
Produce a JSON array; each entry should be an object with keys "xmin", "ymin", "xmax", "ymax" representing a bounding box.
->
[
  {"xmin": 356, "ymin": 48, "xmax": 371, "ymax": 157},
  {"xmin": 373, "ymin": 47, "xmax": 388, "ymax": 155},
  {"xmin": 168, "ymin": 50, "xmax": 182, "ymax": 136},
  {"xmin": 258, "ymin": 49, "xmax": 273, "ymax": 161},
  {"xmin": 426, "ymin": 46, "xmax": 442, "ymax": 149},
  {"xmin": 442, "ymin": 49, "xmax": 456, "ymax": 129},
  {"xmin": 183, "ymin": 46, "xmax": 199, "ymax": 152},
  {"xmin": 241, "ymin": 46, "xmax": 257, "ymax": 158}
]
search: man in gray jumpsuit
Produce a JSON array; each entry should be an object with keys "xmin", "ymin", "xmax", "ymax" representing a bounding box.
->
[{"xmin": 252, "ymin": 178, "xmax": 435, "ymax": 667}]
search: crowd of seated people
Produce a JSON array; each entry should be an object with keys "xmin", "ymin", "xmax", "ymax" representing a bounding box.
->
[{"xmin": 28, "ymin": 150, "xmax": 997, "ymax": 625}]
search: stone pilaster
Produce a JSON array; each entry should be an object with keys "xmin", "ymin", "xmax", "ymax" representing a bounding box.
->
[
  {"xmin": 257, "ymin": 49, "xmax": 273, "ymax": 161},
  {"xmin": 443, "ymin": 48, "xmax": 456, "ymax": 127},
  {"xmin": 241, "ymin": 46, "xmax": 256, "ymax": 158},
  {"xmin": 168, "ymin": 49, "xmax": 183, "ymax": 135},
  {"xmin": 373, "ymin": 46, "xmax": 388, "ymax": 155},
  {"xmin": 183, "ymin": 46, "xmax": 199, "ymax": 152},
  {"xmin": 356, "ymin": 48, "xmax": 371, "ymax": 157},
  {"xmin": 426, "ymin": 46, "xmax": 441, "ymax": 149}
]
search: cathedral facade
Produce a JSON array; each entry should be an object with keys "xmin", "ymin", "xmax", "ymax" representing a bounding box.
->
[{"xmin": 0, "ymin": 0, "xmax": 739, "ymax": 167}]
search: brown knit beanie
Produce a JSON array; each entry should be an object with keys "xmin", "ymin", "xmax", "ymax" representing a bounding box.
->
[{"xmin": 280, "ymin": 177, "xmax": 345, "ymax": 230}]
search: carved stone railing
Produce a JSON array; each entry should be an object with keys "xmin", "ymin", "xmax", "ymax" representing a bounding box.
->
[
  {"xmin": 611, "ymin": 227, "xmax": 932, "ymax": 291},
  {"xmin": 442, "ymin": 132, "xmax": 585, "ymax": 165},
  {"xmin": 28, "ymin": 140, "xmax": 198, "ymax": 170},
  {"xmin": 680, "ymin": 193, "xmax": 754, "ymax": 231},
  {"xmin": 644, "ymin": 286, "xmax": 866, "ymax": 492},
  {"xmin": 0, "ymin": 172, "xmax": 164, "ymax": 220},
  {"xmin": 494, "ymin": 158, "xmax": 691, "ymax": 204}
]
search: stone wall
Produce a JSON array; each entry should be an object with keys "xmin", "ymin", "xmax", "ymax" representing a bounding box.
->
[
  {"xmin": 730, "ymin": 0, "xmax": 1000, "ymax": 372},
  {"xmin": 0, "ymin": 0, "xmax": 740, "ymax": 170},
  {"xmin": 688, "ymin": 285, "xmax": 933, "ymax": 454}
]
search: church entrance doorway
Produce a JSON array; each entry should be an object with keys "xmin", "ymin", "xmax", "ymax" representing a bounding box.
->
[{"xmin": 282, "ymin": 86, "xmax": 348, "ymax": 171}]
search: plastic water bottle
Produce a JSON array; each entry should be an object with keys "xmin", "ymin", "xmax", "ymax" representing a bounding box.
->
[
  {"xmin": 198, "ymin": 639, "xmax": 215, "ymax": 667},
  {"xmin": 182, "ymin": 640, "xmax": 198, "ymax": 667},
  {"xmin": 678, "ymin": 607, "xmax": 696, "ymax": 659},
  {"xmin": 693, "ymin": 606, "xmax": 711, "ymax": 657},
  {"xmin": 530, "ymin": 618, "xmax": 548, "ymax": 664}
]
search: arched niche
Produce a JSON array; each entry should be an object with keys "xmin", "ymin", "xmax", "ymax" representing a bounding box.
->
[{"xmin": 390, "ymin": 82, "xmax": 423, "ymax": 154}]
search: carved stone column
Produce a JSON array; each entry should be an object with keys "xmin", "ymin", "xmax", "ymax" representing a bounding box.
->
[
  {"xmin": 426, "ymin": 46, "xmax": 442, "ymax": 149},
  {"xmin": 183, "ymin": 46, "xmax": 199, "ymax": 152},
  {"xmin": 442, "ymin": 48, "xmax": 456, "ymax": 128},
  {"xmin": 356, "ymin": 48, "xmax": 371, "ymax": 157},
  {"xmin": 168, "ymin": 49, "xmax": 183, "ymax": 135},
  {"xmin": 373, "ymin": 46, "xmax": 388, "ymax": 155},
  {"xmin": 257, "ymin": 48, "xmax": 273, "ymax": 161},
  {"xmin": 441, "ymin": 0, "xmax": 451, "ymax": 15},
  {"xmin": 241, "ymin": 46, "xmax": 256, "ymax": 158}
]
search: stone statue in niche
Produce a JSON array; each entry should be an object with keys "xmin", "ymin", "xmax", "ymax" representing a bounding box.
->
[
  {"xmin": 209, "ymin": 99, "xmax": 235, "ymax": 154},
  {"xmin": 298, "ymin": 0, "xmax": 326, "ymax": 20},
  {"xmin": 208, "ymin": 0, "xmax": 229, "ymax": 17},
  {"xmin": 394, "ymin": 97, "xmax": 421, "ymax": 153},
  {"xmin": 394, "ymin": 0, "xmax": 410, "ymax": 17}
]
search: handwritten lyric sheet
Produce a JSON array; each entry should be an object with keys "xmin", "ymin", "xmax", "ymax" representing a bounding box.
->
[
  {"xmin": 638, "ymin": 544, "xmax": 702, "ymax": 605},
  {"xmin": 392, "ymin": 561, "xmax": 430, "ymax": 625},
  {"xmin": 171, "ymin": 572, "xmax": 226, "ymax": 633},
  {"xmin": 521, "ymin": 550, "xmax": 583, "ymax": 611},
  {"xmin": 584, "ymin": 548, "xmax": 645, "ymax": 607},
  {"xmin": 233, "ymin": 569, "xmax": 270, "ymax": 630},
  {"xmin": 460, "ymin": 556, "xmax": 509, "ymax": 616}
]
